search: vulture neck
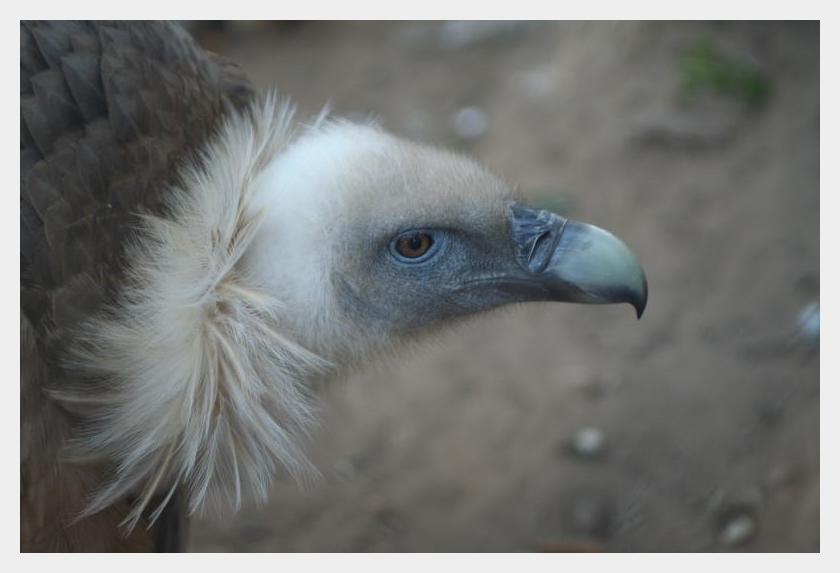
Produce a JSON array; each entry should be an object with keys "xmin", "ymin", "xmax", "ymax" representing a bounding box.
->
[
  {"xmin": 65, "ymin": 96, "xmax": 365, "ymax": 530},
  {"xmin": 244, "ymin": 116, "xmax": 394, "ymax": 361}
]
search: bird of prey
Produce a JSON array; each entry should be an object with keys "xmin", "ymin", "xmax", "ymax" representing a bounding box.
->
[{"xmin": 20, "ymin": 21, "xmax": 647, "ymax": 552}]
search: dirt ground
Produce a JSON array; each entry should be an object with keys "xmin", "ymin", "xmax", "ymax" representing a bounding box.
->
[{"xmin": 186, "ymin": 21, "xmax": 819, "ymax": 552}]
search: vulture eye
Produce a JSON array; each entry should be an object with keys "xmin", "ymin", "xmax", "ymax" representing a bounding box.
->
[{"xmin": 391, "ymin": 231, "xmax": 439, "ymax": 263}]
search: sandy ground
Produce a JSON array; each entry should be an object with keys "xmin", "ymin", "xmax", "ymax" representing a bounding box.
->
[{"xmin": 186, "ymin": 21, "xmax": 819, "ymax": 552}]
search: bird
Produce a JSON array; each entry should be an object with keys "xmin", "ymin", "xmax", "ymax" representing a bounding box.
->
[{"xmin": 20, "ymin": 21, "xmax": 648, "ymax": 552}]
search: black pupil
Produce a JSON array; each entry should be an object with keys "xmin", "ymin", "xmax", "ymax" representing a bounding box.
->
[{"xmin": 398, "ymin": 233, "xmax": 432, "ymax": 258}]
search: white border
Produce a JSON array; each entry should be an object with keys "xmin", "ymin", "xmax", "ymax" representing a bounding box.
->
[{"xmin": 4, "ymin": 6, "xmax": 831, "ymax": 570}]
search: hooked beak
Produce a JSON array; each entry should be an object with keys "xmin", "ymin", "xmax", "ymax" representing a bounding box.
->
[{"xmin": 508, "ymin": 203, "xmax": 648, "ymax": 318}]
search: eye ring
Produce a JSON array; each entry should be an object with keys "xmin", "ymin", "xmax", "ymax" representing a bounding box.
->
[{"xmin": 390, "ymin": 230, "xmax": 442, "ymax": 263}]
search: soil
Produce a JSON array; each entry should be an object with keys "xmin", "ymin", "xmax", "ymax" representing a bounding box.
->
[{"xmin": 187, "ymin": 21, "xmax": 819, "ymax": 552}]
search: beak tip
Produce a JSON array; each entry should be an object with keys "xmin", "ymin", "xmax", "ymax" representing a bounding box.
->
[{"xmin": 634, "ymin": 275, "xmax": 648, "ymax": 319}]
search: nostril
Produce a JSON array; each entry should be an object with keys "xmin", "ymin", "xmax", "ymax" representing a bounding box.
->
[
  {"xmin": 528, "ymin": 230, "xmax": 552, "ymax": 265},
  {"xmin": 509, "ymin": 203, "xmax": 568, "ymax": 272}
]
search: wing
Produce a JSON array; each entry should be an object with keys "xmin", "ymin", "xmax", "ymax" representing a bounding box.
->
[{"xmin": 20, "ymin": 20, "xmax": 254, "ymax": 552}]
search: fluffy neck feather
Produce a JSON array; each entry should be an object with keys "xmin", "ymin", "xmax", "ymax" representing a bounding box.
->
[
  {"xmin": 62, "ymin": 94, "xmax": 334, "ymax": 530},
  {"xmin": 243, "ymin": 120, "xmax": 392, "ymax": 358}
]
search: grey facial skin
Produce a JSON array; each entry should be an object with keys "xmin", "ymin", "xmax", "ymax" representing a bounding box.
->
[{"xmin": 336, "ymin": 201, "xmax": 647, "ymax": 342}]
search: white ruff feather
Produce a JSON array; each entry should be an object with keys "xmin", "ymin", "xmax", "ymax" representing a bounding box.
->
[{"xmin": 60, "ymin": 94, "xmax": 332, "ymax": 531}]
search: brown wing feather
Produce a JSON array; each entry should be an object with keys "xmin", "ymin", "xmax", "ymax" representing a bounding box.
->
[{"xmin": 20, "ymin": 20, "xmax": 254, "ymax": 552}]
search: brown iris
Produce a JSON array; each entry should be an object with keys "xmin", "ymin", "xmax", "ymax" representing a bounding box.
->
[{"xmin": 395, "ymin": 232, "xmax": 434, "ymax": 259}]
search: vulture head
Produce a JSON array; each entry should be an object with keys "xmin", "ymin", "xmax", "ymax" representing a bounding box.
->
[{"xmin": 245, "ymin": 117, "xmax": 647, "ymax": 365}]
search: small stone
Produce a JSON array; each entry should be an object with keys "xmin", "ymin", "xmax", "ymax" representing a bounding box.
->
[
  {"xmin": 452, "ymin": 107, "xmax": 488, "ymax": 140},
  {"xmin": 568, "ymin": 427, "xmax": 607, "ymax": 459},
  {"xmin": 796, "ymin": 302, "xmax": 819, "ymax": 345},
  {"xmin": 718, "ymin": 513, "xmax": 757, "ymax": 547}
]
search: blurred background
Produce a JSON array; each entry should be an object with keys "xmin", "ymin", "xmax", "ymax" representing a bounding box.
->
[{"xmin": 184, "ymin": 21, "xmax": 819, "ymax": 552}]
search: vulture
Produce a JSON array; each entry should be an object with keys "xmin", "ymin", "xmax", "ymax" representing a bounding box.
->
[{"xmin": 20, "ymin": 21, "xmax": 648, "ymax": 552}]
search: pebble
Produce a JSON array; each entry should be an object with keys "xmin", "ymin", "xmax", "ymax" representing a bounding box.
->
[
  {"xmin": 796, "ymin": 302, "xmax": 819, "ymax": 345},
  {"xmin": 718, "ymin": 513, "xmax": 757, "ymax": 547},
  {"xmin": 569, "ymin": 427, "xmax": 607, "ymax": 459},
  {"xmin": 452, "ymin": 106, "xmax": 488, "ymax": 140}
]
